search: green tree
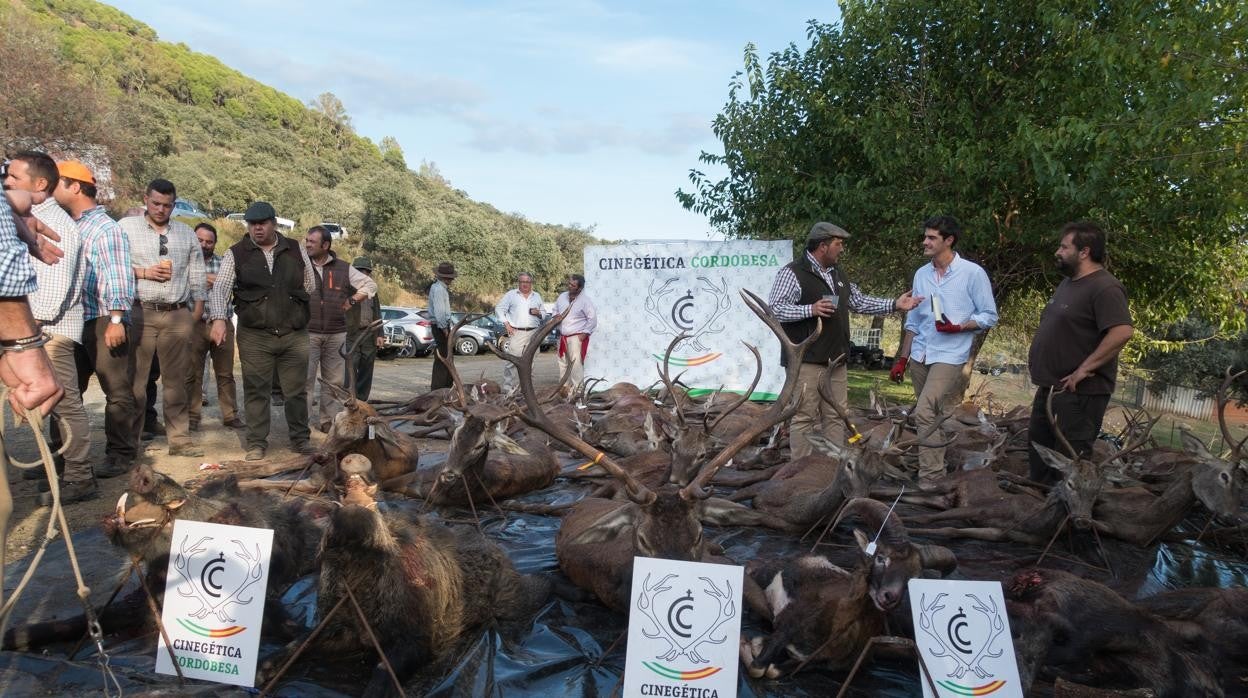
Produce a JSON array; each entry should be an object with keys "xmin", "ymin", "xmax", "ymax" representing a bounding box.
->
[
  {"xmin": 679, "ymin": 1, "xmax": 1248, "ymax": 332},
  {"xmin": 379, "ymin": 135, "xmax": 407, "ymax": 170}
]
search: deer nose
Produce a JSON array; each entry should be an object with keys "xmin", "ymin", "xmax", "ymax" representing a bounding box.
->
[{"xmin": 1072, "ymin": 516, "xmax": 1091, "ymax": 530}]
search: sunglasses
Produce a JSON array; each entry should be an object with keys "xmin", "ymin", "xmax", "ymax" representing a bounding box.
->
[{"xmin": 159, "ymin": 233, "xmax": 168, "ymax": 257}]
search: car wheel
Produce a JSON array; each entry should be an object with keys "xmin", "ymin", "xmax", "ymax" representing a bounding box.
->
[
  {"xmin": 455, "ymin": 336, "xmax": 479, "ymax": 356},
  {"xmin": 990, "ymin": 367, "xmax": 1004, "ymax": 376},
  {"xmin": 396, "ymin": 333, "xmax": 418, "ymax": 358}
]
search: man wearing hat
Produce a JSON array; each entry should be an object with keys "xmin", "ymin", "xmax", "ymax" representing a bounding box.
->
[
  {"xmin": 54, "ymin": 160, "xmax": 139, "ymax": 480},
  {"xmin": 768, "ymin": 221, "xmax": 923, "ymax": 458},
  {"xmin": 428, "ymin": 261, "xmax": 457, "ymax": 391},
  {"xmin": 207, "ymin": 202, "xmax": 318, "ymax": 461},
  {"xmin": 345, "ymin": 256, "xmax": 384, "ymax": 400}
]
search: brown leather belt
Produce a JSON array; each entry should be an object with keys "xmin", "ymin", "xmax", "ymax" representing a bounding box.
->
[{"xmin": 136, "ymin": 301, "xmax": 187, "ymax": 311}]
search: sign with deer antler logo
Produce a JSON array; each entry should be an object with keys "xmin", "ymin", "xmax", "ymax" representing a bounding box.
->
[
  {"xmin": 908, "ymin": 579, "xmax": 1023, "ymax": 698},
  {"xmin": 155, "ymin": 520, "xmax": 273, "ymax": 687},
  {"xmin": 624, "ymin": 557, "xmax": 743, "ymax": 697},
  {"xmin": 586, "ymin": 240, "xmax": 791, "ymax": 399}
]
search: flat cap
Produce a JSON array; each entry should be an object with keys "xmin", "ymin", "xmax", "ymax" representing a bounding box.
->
[
  {"xmin": 807, "ymin": 221, "xmax": 850, "ymax": 243},
  {"xmin": 243, "ymin": 201, "xmax": 276, "ymax": 222},
  {"xmin": 352, "ymin": 256, "xmax": 374, "ymax": 271}
]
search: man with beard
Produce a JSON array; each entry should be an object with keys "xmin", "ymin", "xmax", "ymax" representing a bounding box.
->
[{"xmin": 1027, "ymin": 221, "xmax": 1132, "ymax": 483}]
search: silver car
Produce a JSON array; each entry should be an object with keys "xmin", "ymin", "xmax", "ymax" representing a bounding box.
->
[{"xmin": 380, "ymin": 306, "xmax": 434, "ymax": 358}]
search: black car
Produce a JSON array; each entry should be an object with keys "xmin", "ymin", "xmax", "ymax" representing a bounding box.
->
[{"xmin": 848, "ymin": 343, "xmax": 886, "ymax": 370}]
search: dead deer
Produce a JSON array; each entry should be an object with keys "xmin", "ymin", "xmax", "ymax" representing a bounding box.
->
[
  {"xmin": 1087, "ymin": 371, "xmax": 1246, "ymax": 547},
  {"xmin": 402, "ymin": 313, "xmax": 559, "ymax": 509},
  {"xmin": 258, "ymin": 454, "xmax": 549, "ymax": 696},
  {"xmin": 903, "ymin": 389, "xmax": 1156, "ymax": 546},
  {"xmin": 739, "ymin": 497, "xmax": 957, "ymax": 678},
  {"xmin": 493, "ymin": 290, "xmax": 812, "ymax": 615},
  {"xmin": 1137, "ymin": 586, "xmax": 1248, "ymax": 675},
  {"xmin": 1005, "ymin": 567, "xmax": 1223, "ymax": 697}
]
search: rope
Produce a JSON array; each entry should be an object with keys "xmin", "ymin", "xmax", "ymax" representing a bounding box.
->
[{"xmin": 0, "ymin": 392, "xmax": 121, "ymax": 696}]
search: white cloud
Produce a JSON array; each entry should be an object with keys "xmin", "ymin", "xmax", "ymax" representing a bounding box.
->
[{"xmin": 593, "ymin": 37, "xmax": 703, "ymax": 71}]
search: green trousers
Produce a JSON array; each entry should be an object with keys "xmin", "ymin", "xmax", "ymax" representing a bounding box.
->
[{"xmin": 237, "ymin": 326, "xmax": 310, "ymax": 450}]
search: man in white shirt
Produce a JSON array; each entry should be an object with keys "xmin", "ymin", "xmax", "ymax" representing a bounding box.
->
[
  {"xmin": 4, "ymin": 152, "xmax": 93, "ymax": 503},
  {"xmin": 494, "ymin": 272, "xmax": 543, "ymax": 393},
  {"xmin": 553, "ymin": 273, "xmax": 596, "ymax": 393}
]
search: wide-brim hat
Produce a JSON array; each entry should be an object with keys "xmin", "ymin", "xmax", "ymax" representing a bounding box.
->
[{"xmin": 434, "ymin": 261, "xmax": 458, "ymax": 279}]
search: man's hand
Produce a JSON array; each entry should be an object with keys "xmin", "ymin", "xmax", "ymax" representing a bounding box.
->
[
  {"xmin": 206, "ymin": 272, "xmax": 216, "ymax": 288},
  {"xmin": 1060, "ymin": 367, "xmax": 1093, "ymax": 393},
  {"xmin": 104, "ymin": 320, "xmax": 127, "ymax": 349},
  {"xmin": 375, "ymin": 335, "xmax": 386, "ymax": 348},
  {"xmin": 210, "ymin": 319, "xmax": 228, "ymax": 346},
  {"xmin": 0, "ymin": 347, "xmax": 63, "ymax": 417},
  {"xmin": 15, "ymin": 214, "xmax": 63, "ymax": 266},
  {"xmin": 504, "ymin": 322, "xmax": 515, "ymax": 337},
  {"xmin": 894, "ymin": 291, "xmax": 924, "ymax": 311},
  {"xmin": 935, "ymin": 314, "xmax": 966, "ymax": 333},
  {"xmin": 889, "ymin": 356, "xmax": 909, "ymax": 383},
  {"xmin": 143, "ymin": 264, "xmax": 172, "ymax": 282},
  {"xmin": 811, "ymin": 298, "xmax": 836, "ymax": 317}
]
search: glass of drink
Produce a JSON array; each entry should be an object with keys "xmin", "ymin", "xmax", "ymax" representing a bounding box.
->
[{"xmin": 822, "ymin": 293, "xmax": 839, "ymax": 310}]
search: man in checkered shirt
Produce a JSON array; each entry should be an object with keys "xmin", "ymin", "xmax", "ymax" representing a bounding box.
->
[{"xmin": 768, "ymin": 221, "xmax": 922, "ymax": 457}]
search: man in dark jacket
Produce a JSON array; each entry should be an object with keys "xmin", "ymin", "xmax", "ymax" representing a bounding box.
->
[
  {"xmin": 345, "ymin": 256, "xmax": 383, "ymax": 400},
  {"xmin": 207, "ymin": 202, "xmax": 318, "ymax": 461},
  {"xmin": 768, "ymin": 221, "xmax": 922, "ymax": 457}
]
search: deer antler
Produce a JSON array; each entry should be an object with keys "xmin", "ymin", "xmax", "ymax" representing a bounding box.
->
[
  {"xmin": 1095, "ymin": 408, "xmax": 1160, "ymax": 468},
  {"xmin": 681, "ymin": 290, "xmax": 819, "ymax": 499},
  {"xmin": 491, "ymin": 309, "xmax": 656, "ymax": 504},
  {"xmin": 657, "ymin": 333, "xmax": 691, "ymax": 426},
  {"xmin": 1045, "ymin": 386, "xmax": 1079, "ymax": 459},
  {"xmin": 816, "ymin": 355, "xmax": 858, "ymax": 441},
  {"xmin": 709, "ymin": 350, "xmax": 763, "ymax": 432},
  {"xmin": 1216, "ymin": 367, "xmax": 1248, "ymax": 460},
  {"xmin": 437, "ymin": 313, "xmax": 483, "ymax": 409}
]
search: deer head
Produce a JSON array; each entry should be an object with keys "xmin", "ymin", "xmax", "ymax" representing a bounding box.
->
[
  {"xmin": 496, "ymin": 290, "xmax": 816, "ymax": 559},
  {"xmin": 835, "ymin": 497, "xmax": 956, "ymax": 611}
]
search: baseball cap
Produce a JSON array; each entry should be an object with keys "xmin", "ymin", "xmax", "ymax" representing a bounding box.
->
[{"xmin": 57, "ymin": 161, "xmax": 96, "ymax": 185}]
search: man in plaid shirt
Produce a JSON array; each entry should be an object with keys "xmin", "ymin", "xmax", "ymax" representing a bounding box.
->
[
  {"xmin": 769, "ymin": 222, "xmax": 921, "ymax": 457},
  {"xmin": 187, "ymin": 222, "xmax": 242, "ymax": 431},
  {"xmin": 4, "ymin": 152, "xmax": 95, "ymax": 503},
  {"xmin": 53, "ymin": 161, "xmax": 138, "ymax": 478}
]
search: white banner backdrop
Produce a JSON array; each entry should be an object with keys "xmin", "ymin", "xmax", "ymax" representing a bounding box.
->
[{"xmin": 584, "ymin": 240, "xmax": 792, "ymax": 399}]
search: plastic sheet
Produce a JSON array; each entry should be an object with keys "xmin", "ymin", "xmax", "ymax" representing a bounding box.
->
[{"xmin": 3, "ymin": 464, "xmax": 1247, "ymax": 696}]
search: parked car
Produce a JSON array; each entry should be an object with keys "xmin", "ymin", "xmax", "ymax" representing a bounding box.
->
[
  {"xmin": 847, "ymin": 342, "xmax": 886, "ymax": 370},
  {"xmin": 974, "ymin": 353, "xmax": 1025, "ymax": 376},
  {"xmin": 378, "ymin": 322, "xmax": 415, "ymax": 359},
  {"xmin": 434, "ymin": 311, "xmax": 499, "ymax": 355},
  {"xmin": 380, "ymin": 306, "xmax": 434, "ymax": 357},
  {"xmin": 320, "ymin": 222, "xmax": 349, "ymax": 240},
  {"xmin": 173, "ymin": 198, "xmax": 209, "ymax": 220}
]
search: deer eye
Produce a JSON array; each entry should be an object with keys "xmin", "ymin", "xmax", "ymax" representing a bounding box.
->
[{"xmin": 1220, "ymin": 472, "xmax": 1230, "ymax": 484}]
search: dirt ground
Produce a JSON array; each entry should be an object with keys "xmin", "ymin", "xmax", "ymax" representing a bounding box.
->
[{"xmin": 0, "ymin": 351, "xmax": 562, "ymax": 565}]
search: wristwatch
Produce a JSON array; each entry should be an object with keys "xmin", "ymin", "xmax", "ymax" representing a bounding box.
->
[{"xmin": 109, "ymin": 315, "xmax": 123, "ymax": 325}]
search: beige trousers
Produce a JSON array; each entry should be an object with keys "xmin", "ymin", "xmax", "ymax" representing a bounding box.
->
[
  {"xmin": 501, "ymin": 328, "xmax": 538, "ymax": 394},
  {"xmin": 130, "ymin": 304, "xmax": 196, "ymax": 449},
  {"xmin": 789, "ymin": 361, "xmax": 848, "ymax": 458},
  {"xmin": 307, "ymin": 331, "xmax": 346, "ymax": 428},
  {"xmin": 909, "ymin": 360, "xmax": 964, "ymax": 481},
  {"xmin": 556, "ymin": 333, "xmax": 588, "ymax": 391}
]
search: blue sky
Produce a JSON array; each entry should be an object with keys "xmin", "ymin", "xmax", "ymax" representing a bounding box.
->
[{"xmin": 106, "ymin": 1, "xmax": 839, "ymax": 241}]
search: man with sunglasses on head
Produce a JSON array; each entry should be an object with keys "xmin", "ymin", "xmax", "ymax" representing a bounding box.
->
[
  {"xmin": 54, "ymin": 160, "xmax": 137, "ymax": 478},
  {"xmin": 120, "ymin": 179, "xmax": 207, "ymax": 458}
]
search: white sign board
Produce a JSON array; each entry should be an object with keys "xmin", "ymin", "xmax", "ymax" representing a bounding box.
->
[
  {"xmin": 908, "ymin": 579, "xmax": 1023, "ymax": 698},
  {"xmin": 585, "ymin": 240, "xmax": 792, "ymax": 399},
  {"xmin": 156, "ymin": 520, "xmax": 274, "ymax": 687},
  {"xmin": 624, "ymin": 556, "xmax": 743, "ymax": 698}
]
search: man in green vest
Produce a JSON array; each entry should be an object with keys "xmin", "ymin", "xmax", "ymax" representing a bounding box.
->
[
  {"xmin": 208, "ymin": 202, "xmax": 318, "ymax": 461},
  {"xmin": 768, "ymin": 221, "xmax": 923, "ymax": 458},
  {"xmin": 345, "ymin": 256, "xmax": 383, "ymax": 400}
]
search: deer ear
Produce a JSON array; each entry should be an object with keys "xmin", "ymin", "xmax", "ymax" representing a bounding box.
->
[
  {"xmin": 1178, "ymin": 430, "xmax": 1214, "ymax": 460},
  {"xmin": 808, "ymin": 434, "xmax": 849, "ymax": 461},
  {"xmin": 699, "ymin": 497, "xmax": 760, "ymax": 527},
  {"xmin": 568, "ymin": 504, "xmax": 639, "ymax": 546},
  {"xmin": 489, "ymin": 430, "xmax": 530, "ymax": 455},
  {"xmin": 1031, "ymin": 441, "xmax": 1072, "ymax": 476},
  {"xmin": 853, "ymin": 529, "xmax": 872, "ymax": 554}
]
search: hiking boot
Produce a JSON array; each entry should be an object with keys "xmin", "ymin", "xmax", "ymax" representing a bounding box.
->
[
  {"xmin": 169, "ymin": 444, "xmax": 204, "ymax": 458},
  {"xmin": 94, "ymin": 459, "xmax": 131, "ymax": 479},
  {"xmin": 245, "ymin": 446, "xmax": 267, "ymax": 461},
  {"xmin": 39, "ymin": 479, "xmax": 99, "ymax": 507},
  {"xmin": 223, "ymin": 417, "xmax": 245, "ymax": 429},
  {"xmin": 142, "ymin": 422, "xmax": 166, "ymax": 440},
  {"xmin": 291, "ymin": 440, "xmax": 318, "ymax": 455}
]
